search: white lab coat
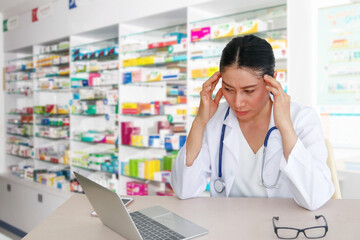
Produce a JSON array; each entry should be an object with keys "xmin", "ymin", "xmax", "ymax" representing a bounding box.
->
[{"xmin": 170, "ymin": 99, "xmax": 335, "ymax": 210}]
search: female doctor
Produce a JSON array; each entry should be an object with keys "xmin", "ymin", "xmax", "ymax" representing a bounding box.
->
[{"xmin": 170, "ymin": 35, "xmax": 335, "ymax": 210}]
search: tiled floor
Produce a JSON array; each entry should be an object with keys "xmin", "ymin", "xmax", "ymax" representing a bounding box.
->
[{"xmin": 0, "ymin": 227, "xmax": 22, "ymax": 240}]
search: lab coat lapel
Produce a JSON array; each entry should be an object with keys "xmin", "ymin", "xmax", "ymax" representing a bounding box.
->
[
  {"xmin": 264, "ymin": 95, "xmax": 283, "ymax": 173},
  {"xmin": 222, "ymin": 109, "xmax": 241, "ymax": 196}
]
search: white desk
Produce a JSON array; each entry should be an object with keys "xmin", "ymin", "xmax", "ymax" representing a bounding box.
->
[{"xmin": 23, "ymin": 194, "xmax": 360, "ymax": 239}]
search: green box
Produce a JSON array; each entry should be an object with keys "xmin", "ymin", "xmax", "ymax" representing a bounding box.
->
[{"xmin": 87, "ymin": 105, "xmax": 97, "ymax": 115}]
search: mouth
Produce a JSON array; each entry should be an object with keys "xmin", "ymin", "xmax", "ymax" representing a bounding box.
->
[{"xmin": 235, "ymin": 110, "xmax": 249, "ymax": 116}]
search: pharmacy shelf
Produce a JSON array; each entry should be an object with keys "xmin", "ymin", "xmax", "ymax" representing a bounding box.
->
[
  {"xmin": 121, "ymin": 79, "xmax": 186, "ymax": 86},
  {"xmin": 71, "ymin": 84, "xmax": 118, "ymax": 89},
  {"xmin": 34, "ymin": 158, "xmax": 70, "ymax": 166},
  {"xmin": 190, "ymin": 27, "xmax": 287, "ymax": 44},
  {"xmin": 36, "ymin": 62, "xmax": 70, "ymax": 68},
  {"xmin": 36, "ymin": 48, "xmax": 70, "ymax": 56},
  {"xmin": 122, "ymin": 58, "xmax": 186, "ymax": 68},
  {"xmin": 121, "ymin": 174, "xmax": 169, "ymax": 184},
  {"xmin": 7, "ymin": 122, "xmax": 33, "ymax": 125},
  {"xmin": 6, "ymin": 153, "xmax": 33, "ymax": 159},
  {"xmin": 120, "ymin": 113, "xmax": 168, "ymax": 117},
  {"xmin": 6, "ymin": 92, "xmax": 32, "ymax": 96},
  {"xmin": 71, "ymin": 165, "xmax": 118, "ymax": 174},
  {"xmin": 35, "ymin": 88, "xmax": 71, "ymax": 92},
  {"xmin": 120, "ymin": 144, "xmax": 173, "ymax": 151},
  {"xmin": 6, "ymin": 69, "xmax": 35, "ymax": 73},
  {"xmin": 35, "ymin": 113, "xmax": 69, "ymax": 117},
  {"xmin": 35, "ymin": 136, "xmax": 69, "ymax": 141},
  {"xmin": 6, "ymin": 55, "xmax": 33, "ymax": 62},
  {"xmin": 6, "ymin": 142, "xmax": 34, "ymax": 148},
  {"xmin": 71, "ymin": 139, "xmax": 115, "ymax": 145},
  {"xmin": 6, "ymin": 79, "xmax": 35, "ymax": 83},
  {"xmin": 35, "ymin": 75, "xmax": 70, "ymax": 79},
  {"xmin": 79, "ymin": 98, "xmax": 107, "ymax": 101},
  {"xmin": 73, "ymin": 54, "xmax": 118, "ymax": 62},
  {"xmin": 6, "ymin": 133, "xmax": 33, "ymax": 138},
  {"xmin": 71, "ymin": 113, "xmax": 107, "ymax": 117},
  {"xmin": 35, "ymin": 124, "xmax": 69, "ymax": 127},
  {"xmin": 72, "ymin": 68, "xmax": 118, "ymax": 74},
  {"xmin": 190, "ymin": 54, "xmax": 287, "ymax": 61}
]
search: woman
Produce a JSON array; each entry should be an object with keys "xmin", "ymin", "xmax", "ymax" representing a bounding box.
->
[{"xmin": 170, "ymin": 35, "xmax": 334, "ymax": 210}]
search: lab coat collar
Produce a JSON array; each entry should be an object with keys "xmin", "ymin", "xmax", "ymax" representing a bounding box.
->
[{"xmin": 221, "ymin": 94, "xmax": 277, "ymax": 196}]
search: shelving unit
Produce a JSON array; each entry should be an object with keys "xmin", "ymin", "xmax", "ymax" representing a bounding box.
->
[
  {"xmin": 187, "ymin": 4, "xmax": 287, "ymax": 131},
  {"xmin": 2, "ymin": 3, "xmax": 287, "ymax": 197},
  {"xmin": 4, "ymin": 49, "xmax": 35, "ymax": 178},
  {"xmin": 118, "ymin": 9, "xmax": 188, "ymax": 196},
  {"xmin": 69, "ymin": 25, "xmax": 119, "ymax": 193}
]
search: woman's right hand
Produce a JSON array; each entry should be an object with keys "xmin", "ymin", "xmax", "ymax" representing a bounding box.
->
[{"xmin": 196, "ymin": 72, "xmax": 223, "ymax": 125}]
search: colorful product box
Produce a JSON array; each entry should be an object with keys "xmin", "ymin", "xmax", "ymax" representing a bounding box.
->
[
  {"xmin": 211, "ymin": 23, "xmax": 235, "ymax": 39},
  {"xmin": 162, "ymin": 32, "xmax": 187, "ymax": 44},
  {"xmin": 122, "ymin": 103, "xmax": 138, "ymax": 114},
  {"xmin": 235, "ymin": 19, "xmax": 268, "ymax": 35},
  {"xmin": 121, "ymin": 122, "xmax": 134, "ymax": 145},
  {"xmin": 146, "ymin": 71, "xmax": 162, "ymax": 82},
  {"xmin": 126, "ymin": 181, "xmax": 148, "ymax": 196},
  {"xmin": 164, "ymin": 135, "xmax": 187, "ymax": 150},
  {"xmin": 153, "ymin": 171, "xmax": 171, "ymax": 183},
  {"xmin": 191, "ymin": 27, "xmax": 211, "ymax": 42},
  {"xmin": 144, "ymin": 159, "xmax": 160, "ymax": 180}
]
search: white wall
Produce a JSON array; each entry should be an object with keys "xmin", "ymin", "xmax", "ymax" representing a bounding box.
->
[
  {"xmin": 0, "ymin": 12, "xmax": 5, "ymax": 173},
  {"xmin": 3, "ymin": 0, "xmax": 208, "ymax": 51}
]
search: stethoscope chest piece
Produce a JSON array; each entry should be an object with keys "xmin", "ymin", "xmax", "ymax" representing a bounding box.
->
[{"xmin": 214, "ymin": 178, "xmax": 226, "ymax": 193}]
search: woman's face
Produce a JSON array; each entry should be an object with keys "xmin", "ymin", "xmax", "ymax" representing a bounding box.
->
[{"xmin": 221, "ymin": 66, "xmax": 270, "ymax": 122}]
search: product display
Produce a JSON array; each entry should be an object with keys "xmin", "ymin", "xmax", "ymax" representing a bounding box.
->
[{"xmin": 2, "ymin": 5, "xmax": 287, "ymax": 196}]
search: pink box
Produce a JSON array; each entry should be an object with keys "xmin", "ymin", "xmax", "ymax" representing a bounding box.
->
[
  {"xmin": 88, "ymin": 73, "xmax": 101, "ymax": 86},
  {"xmin": 191, "ymin": 27, "xmax": 211, "ymax": 42},
  {"xmin": 121, "ymin": 122, "xmax": 133, "ymax": 145},
  {"xmin": 126, "ymin": 181, "xmax": 148, "ymax": 196}
]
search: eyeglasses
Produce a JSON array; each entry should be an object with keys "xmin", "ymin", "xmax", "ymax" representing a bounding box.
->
[{"xmin": 273, "ymin": 215, "xmax": 328, "ymax": 239}]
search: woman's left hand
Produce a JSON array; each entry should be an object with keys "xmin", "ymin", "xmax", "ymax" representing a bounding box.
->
[
  {"xmin": 263, "ymin": 74, "xmax": 292, "ymax": 132},
  {"xmin": 264, "ymin": 74, "xmax": 298, "ymax": 160}
]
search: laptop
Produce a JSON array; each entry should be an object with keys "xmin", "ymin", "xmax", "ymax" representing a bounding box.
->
[{"xmin": 74, "ymin": 172, "xmax": 208, "ymax": 240}]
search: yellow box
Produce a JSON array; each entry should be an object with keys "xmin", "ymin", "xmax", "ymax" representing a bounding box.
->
[
  {"xmin": 176, "ymin": 109, "xmax": 187, "ymax": 115},
  {"xmin": 191, "ymin": 69, "xmax": 208, "ymax": 79},
  {"xmin": 123, "ymin": 58, "xmax": 137, "ymax": 67},
  {"xmin": 146, "ymin": 71, "xmax": 162, "ymax": 82},
  {"xmin": 138, "ymin": 56, "xmax": 155, "ymax": 66},
  {"xmin": 122, "ymin": 102, "xmax": 138, "ymax": 109},
  {"xmin": 211, "ymin": 23, "xmax": 235, "ymax": 39},
  {"xmin": 131, "ymin": 135, "xmax": 143, "ymax": 147},
  {"xmin": 144, "ymin": 159, "xmax": 160, "ymax": 180},
  {"xmin": 208, "ymin": 66, "xmax": 219, "ymax": 76}
]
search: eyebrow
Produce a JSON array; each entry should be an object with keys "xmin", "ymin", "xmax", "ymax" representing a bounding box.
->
[{"xmin": 222, "ymin": 80, "xmax": 257, "ymax": 89}]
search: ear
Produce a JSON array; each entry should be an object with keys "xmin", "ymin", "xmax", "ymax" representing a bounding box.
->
[{"xmin": 273, "ymin": 71, "xmax": 277, "ymax": 80}]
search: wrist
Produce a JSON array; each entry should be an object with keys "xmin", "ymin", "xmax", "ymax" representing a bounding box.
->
[
  {"xmin": 193, "ymin": 116, "xmax": 208, "ymax": 128},
  {"xmin": 278, "ymin": 121, "xmax": 295, "ymax": 135}
]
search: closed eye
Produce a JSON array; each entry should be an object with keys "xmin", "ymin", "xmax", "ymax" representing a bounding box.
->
[{"xmin": 224, "ymin": 87, "xmax": 234, "ymax": 92}]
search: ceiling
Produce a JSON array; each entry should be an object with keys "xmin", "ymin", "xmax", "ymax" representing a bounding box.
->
[{"xmin": 0, "ymin": 0, "xmax": 50, "ymax": 18}]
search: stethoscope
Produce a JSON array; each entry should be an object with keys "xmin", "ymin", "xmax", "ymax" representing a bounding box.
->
[{"xmin": 214, "ymin": 107, "xmax": 282, "ymax": 193}]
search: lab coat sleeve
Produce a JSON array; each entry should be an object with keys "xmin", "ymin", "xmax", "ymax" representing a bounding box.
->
[
  {"xmin": 170, "ymin": 129, "xmax": 211, "ymax": 199},
  {"xmin": 280, "ymin": 108, "xmax": 335, "ymax": 210}
]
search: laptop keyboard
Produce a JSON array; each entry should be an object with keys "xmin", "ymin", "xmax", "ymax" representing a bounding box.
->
[{"xmin": 130, "ymin": 211, "xmax": 185, "ymax": 240}]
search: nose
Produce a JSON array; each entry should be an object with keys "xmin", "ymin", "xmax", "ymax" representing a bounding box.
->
[{"xmin": 235, "ymin": 93, "xmax": 246, "ymax": 109}]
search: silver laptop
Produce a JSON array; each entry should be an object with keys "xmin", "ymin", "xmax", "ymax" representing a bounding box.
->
[{"xmin": 74, "ymin": 172, "xmax": 208, "ymax": 240}]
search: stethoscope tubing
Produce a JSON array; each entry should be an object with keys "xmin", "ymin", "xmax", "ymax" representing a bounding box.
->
[{"xmin": 216, "ymin": 107, "xmax": 281, "ymax": 193}]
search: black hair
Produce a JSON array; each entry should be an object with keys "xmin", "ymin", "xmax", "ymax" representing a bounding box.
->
[{"xmin": 219, "ymin": 35, "xmax": 275, "ymax": 77}]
